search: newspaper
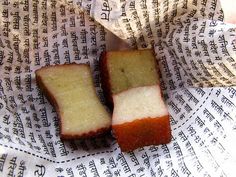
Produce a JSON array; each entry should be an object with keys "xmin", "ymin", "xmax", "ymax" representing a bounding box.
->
[{"xmin": 0, "ymin": 0, "xmax": 236, "ymax": 176}]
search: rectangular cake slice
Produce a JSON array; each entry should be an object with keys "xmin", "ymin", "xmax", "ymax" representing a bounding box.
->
[
  {"xmin": 112, "ymin": 85, "xmax": 171, "ymax": 152},
  {"xmin": 35, "ymin": 64, "xmax": 111, "ymax": 139},
  {"xmin": 100, "ymin": 49, "xmax": 159, "ymax": 107}
]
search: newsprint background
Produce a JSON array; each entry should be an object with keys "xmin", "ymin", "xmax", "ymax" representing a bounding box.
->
[{"xmin": 0, "ymin": 0, "xmax": 236, "ymax": 176}]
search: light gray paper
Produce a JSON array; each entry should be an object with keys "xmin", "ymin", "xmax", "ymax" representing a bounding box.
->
[{"xmin": 0, "ymin": 0, "xmax": 236, "ymax": 176}]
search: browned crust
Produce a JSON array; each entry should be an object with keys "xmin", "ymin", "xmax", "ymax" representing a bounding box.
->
[
  {"xmin": 112, "ymin": 116, "xmax": 171, "ymax": 152},
  {"xmin": 61, "ymin": 126, "xmax": 111, "ymax": 140},
  {"xmin": 99, "ymin": 52, "xmax": 114, "ymax": 109},
  {"xmin": 35, "ymin": 63, "xmax": 111, "ymax": 140}
]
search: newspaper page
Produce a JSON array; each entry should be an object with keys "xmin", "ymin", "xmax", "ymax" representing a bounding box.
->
[{"xmin": 0, "ymin": 0, "xmax": 236, "ymax": 176}]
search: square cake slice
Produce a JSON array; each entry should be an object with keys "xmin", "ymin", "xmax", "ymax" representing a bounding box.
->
[
  {"xmin": 100, "ymin": 49, "xmax": 159, "ymax": 107},
  {"xmin": 35, "ymin": 64, "xmax": 111, "ymax": 139},
  {"xmin": 112, "ymin": 85, "xmax": 171, "ymax": 152}
]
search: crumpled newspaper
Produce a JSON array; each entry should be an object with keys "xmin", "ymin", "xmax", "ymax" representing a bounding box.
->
[{"xmin": 0, "ymin": 0, "xmax": 236, "ymax": 176}]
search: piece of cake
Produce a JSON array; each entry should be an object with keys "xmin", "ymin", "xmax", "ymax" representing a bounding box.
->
[
  {"xmin": 35, "ymin": 64, "xmax": 111, "ymax": 139},
  {"xmin": 100, "ymin": 49, "xmax": 159, "ymax": 107},
  {"xmin": 100, "ymin": 49, "xmax": 171, "ymax": 151},
  {"xmin": 112, "ymin": 85, "xmax": 171, "ymax": 152}
]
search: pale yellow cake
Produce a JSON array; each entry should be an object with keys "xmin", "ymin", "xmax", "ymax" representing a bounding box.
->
[
  {"xmin": 35, "ymin": 64, "xmax": 111, "ymax": 139},
  {"xmin": 112, "ymin": 85, "xmax": 171, "ymax": 152},
  {"xmin": 100, "ymin": 49, "xmax": 171, "ymax": 152},
  {"xmin": 100, "ymin": 49, "xmax": 160, "ymax": 107}
]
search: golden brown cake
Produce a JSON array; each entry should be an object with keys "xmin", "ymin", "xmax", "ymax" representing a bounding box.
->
[
  {"xmin": 35, "ymin": 64, "xmax": 111, "ymax": 139},
  {"xmin": 100, "ymin": 49, "xmax": 159, "ymax": 107},
  {"xmin": 100, "ymin": 49, "xmax": 171, "ymax": 151},
  {"xmin": 112, "ymin": 85, "xmax": 171, "ymax": 152}
]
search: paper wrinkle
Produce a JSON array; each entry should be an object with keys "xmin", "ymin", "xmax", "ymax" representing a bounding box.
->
[
  {"xmin": 78, "ymin": 0, "xmax": 236, "ymax": 87},
  {"xmin": 0, "ymin": 0, "xmax": 236, "ymax": 176}
]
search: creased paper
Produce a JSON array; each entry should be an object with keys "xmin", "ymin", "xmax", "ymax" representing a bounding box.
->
[{"xmin": 0, "ymin": 0, "xmax": 236, "ymax": 176}]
